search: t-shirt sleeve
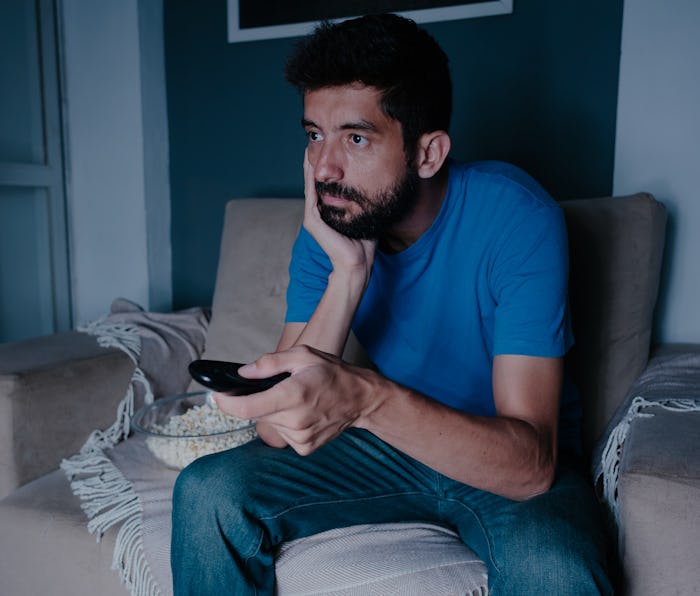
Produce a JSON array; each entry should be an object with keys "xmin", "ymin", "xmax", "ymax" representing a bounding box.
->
[
  {"xmin": 284, "ymin": 227, "xmax": 332, "ymax": 323},
  {"xmin": 489, "ymin": 197, "xmax": 573, "ymax": 358}
]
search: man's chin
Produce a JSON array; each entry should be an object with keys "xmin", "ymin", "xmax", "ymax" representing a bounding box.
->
[{"xmin": 318, "ymin": 205, "xmax": 379, "ymax": 240}]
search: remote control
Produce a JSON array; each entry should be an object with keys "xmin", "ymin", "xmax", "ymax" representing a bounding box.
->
[{"xmin": 188, "ymin": 359, "xmax": 290, "ymax": 395}]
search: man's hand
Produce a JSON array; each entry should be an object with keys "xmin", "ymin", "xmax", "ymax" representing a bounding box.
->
[
  {"xmin": 274, "ymin": 152, "xmax": 378, "ymax": 357},
  {"xmin": 214, "ymin": 349, "xmax": 560, "ymax": 499},
  {"xmin": 303, "ymin": 150, "xmax": 376, "ymax": 280},
  {"xmin": 213, "ymin": 346, "xmax": 382, "ymax": 455}
]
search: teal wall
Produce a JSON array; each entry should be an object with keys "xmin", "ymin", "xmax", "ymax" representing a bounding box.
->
[{"xmin": 165, "ymin": 1, "xmax": 624, "ymax": 309}]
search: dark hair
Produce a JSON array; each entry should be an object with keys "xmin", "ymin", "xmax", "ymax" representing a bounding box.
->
[{"xmin": 285, "ymin": 13, "xmax": 452, "ymax": 159}]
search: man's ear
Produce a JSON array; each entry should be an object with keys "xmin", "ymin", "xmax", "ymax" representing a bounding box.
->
[{"xmin": 415, "ymin": 131, "xmax": 451, "ymax": 179}]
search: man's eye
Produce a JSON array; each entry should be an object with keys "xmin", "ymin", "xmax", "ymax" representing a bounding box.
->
[
  {"xmin": 307, "ymin": 131, "xmax": 322, "ymax": 142},
  {"xmin": 350, "ymin": 134, "xmax": 367, "ymax": 146}
]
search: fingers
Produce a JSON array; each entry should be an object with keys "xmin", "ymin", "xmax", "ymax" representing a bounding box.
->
[
  {"xmin": 214, "ymin": 346, "xmax": 343, "ymax": 444},
  {"xmin": 215, "ymin": 347, "xmax": 319, "ymax": 419},
  {"xmin": 236, "ymin": 352, "xmax": 289, "ymax": 379},
  {"xmin": 213, "ymin": 389, "xmax": 281, "ymax": 420},
  {"xmin": 303, "ymin": 148, "xmax": 319, "ymax": 216},
  {"xmin": 236, "ymin": 354, "xmax": 284, "ymax": 379},
  {"xmin": 238, "ymin": 345, "xmax": 331, "ymax": 378}
]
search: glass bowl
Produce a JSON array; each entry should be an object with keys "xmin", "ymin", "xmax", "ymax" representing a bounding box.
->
[{"xmin": 131, "ymin": 391, "xmax": 257, "ymax": 469}]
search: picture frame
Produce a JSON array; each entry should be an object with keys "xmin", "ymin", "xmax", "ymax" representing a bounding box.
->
[{"xmin": 227, "ymin": 0, "xmax": 513, "ymax": 43}]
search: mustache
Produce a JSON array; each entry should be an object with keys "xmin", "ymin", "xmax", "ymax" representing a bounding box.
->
[{"xmin": 314, "ymin": 181, "xmax": 366, "ymax": 206}]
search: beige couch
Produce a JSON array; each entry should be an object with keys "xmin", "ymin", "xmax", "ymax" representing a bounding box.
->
[{"xmin": 1, "ymin": 194, "xmax": 699, "ymax": 595}]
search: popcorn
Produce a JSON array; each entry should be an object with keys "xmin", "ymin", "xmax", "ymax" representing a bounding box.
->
[{"xmin": 145, "ymin": 400, "xmax": 256, "ymax": 469}]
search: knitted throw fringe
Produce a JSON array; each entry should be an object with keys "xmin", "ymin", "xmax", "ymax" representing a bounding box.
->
[
  {"xmin": 599, "ymin": 395, "xmax": 700, "ymax": 527},
  {"xmin": 60, "ymin": 319, "xmax": 161, "ymax": 596}
]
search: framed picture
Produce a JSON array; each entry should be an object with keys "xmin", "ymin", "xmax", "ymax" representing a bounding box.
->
[{"xmin": 227, "ymin": 0, "xmax": 513, "ymax": 43}]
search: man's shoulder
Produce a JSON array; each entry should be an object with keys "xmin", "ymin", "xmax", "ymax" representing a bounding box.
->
[{"xmin": 449, "ymin": 160, "xmax": 557, "ymax": 210}]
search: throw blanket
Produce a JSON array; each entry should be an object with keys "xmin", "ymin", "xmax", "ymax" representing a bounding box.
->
[
  {"xmin": 61, "ymin": 299, "xmax": 208, "ymax": 596},
  {"xmin": 594, "ymin": 347, "xmax": 700, "ymax": 525},
  {"xmin": 108, "ymin": 436, "xmax": 179, "ymax": 595}
]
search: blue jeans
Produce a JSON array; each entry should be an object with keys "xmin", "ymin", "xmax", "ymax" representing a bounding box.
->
[{"xmin": 171, "ymin": 429, "xmax": 612, "ymax": 595}]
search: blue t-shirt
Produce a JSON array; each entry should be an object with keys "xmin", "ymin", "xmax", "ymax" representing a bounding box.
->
[{"xmin": 286, "ymin": 160, "xmax": 580, "ymax": 449}]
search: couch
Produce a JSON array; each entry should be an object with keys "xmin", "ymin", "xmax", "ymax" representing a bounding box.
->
[{"xmin": 1, "ymin": 193, "xmax": 699, "ymax": 595}]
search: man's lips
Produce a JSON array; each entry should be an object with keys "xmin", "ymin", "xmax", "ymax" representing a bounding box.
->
[{"xmin": 319, "ymin": 193, "xmax": 353, "ymax": 208}]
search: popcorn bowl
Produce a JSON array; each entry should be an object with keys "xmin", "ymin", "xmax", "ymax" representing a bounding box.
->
[{"xmin": 131, "ymin": 391, "xmax": 257, "ymax": 469}]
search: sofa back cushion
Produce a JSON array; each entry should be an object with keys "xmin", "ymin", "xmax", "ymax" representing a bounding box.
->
[
  {"xmin": 562, "ymin": 193, "xmax": 666, "ymax": 452},
  {"xmin": 193, "ymin": 199, "xmax": 304, "ymax": 372},
  {"xmin": 199, "ymin": 194, "xmax": 667, "ymax": 455}
]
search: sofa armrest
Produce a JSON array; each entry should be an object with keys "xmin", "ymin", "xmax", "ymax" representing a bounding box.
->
[
  {"xmin": 0, "ymin": 331, "xmax": 135, "ymax": 498},
  {"xmin": 614, "ymin": 343, "xmax": 700, "ymax": 594},
  {"xmin": 618, "ymin": 408, "xmax": 700, "ymax": 593}
]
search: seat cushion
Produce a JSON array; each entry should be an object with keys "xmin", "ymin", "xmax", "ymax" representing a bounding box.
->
[
  {"xmin": 0, "ymin": 468, "xmax": 126, "ymax": 596},
  {"xmin": 275, "ymin": 522, "xmax": 488, "ymax": 596}
]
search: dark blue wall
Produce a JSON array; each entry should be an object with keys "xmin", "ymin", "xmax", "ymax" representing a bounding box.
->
[{"xmin": 165, "ymin": 1, "xmax": 623, "ymax": 309}]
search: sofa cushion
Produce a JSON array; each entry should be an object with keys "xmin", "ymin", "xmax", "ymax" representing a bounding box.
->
[
  {"xmin": 0, "ymin": 331, "xmax": 134, "ymax": 498},
  {"xmin": 0, "ymin": 469, "xmax": 125, "ymax": 596},
  {"xmin": 190, "ymin": 199, "xmax": 304, "ymax": 379},
  {"xmin": 562, "ymin": 193, "xmax": 666, "ymax": 452},
  {"xmin": 275, "ymin": 522, "xmax": 488, "ymax": 595}
]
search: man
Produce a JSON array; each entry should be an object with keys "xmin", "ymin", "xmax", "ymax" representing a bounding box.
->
[{"xmin": 172, "ymin": 14, "xmax": 612, "ymax": 594}]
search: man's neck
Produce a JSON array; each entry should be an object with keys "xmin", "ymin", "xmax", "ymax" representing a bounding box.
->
[{"xmin": 379, "ymin": 166, "xmax": 450, "ymax": 254}]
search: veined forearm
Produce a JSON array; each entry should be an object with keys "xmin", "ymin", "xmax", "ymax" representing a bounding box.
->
[{"xmin": 355, "ymin": 377, "xmax": 557, "ymax": 501}]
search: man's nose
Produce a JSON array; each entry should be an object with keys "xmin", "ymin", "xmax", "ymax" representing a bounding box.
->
[{"xmin": 313, "ymin": 141, "xmax": 344, "ymax": 182}]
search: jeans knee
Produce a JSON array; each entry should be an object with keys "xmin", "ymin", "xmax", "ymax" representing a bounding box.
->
[
  {"xmin": 171, "ymin": 448, "xmax": 268, "ymax": 557},
  {"xmin": 173, "ymin": 448, "xmax": 257, "ymax": 519},
  {"xmin": 170, "ymin": 447, "xmax": 273, "ymax": 591},
  {"xmin": 173, "ymin": 455, "xmax": 212, "ymax": 511}
]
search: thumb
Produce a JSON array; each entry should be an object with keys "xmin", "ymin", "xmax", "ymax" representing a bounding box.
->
[{"xmin": 237, "ymin": 353, "xmax": 289, "ymax": 379}]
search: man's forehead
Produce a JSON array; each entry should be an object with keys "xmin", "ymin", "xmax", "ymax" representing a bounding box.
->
[{"xmin": 302, "ymin": 84, "xmax": 394, "ymax": 129}]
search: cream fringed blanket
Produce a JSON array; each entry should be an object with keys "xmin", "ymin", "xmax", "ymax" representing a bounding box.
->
[
  {"xmin": 67, "ymin": 434, "xmax": 180, "ymax": 596},
  {"xmin": 593, "ymin": 348, "xmax": 700, "ymax": 525},
  {"xmin": 61, "ymin": 299, "xmax": 208, "ymax": 596}
]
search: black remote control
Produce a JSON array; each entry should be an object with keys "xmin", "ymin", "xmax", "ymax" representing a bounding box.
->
[{"xmin": 188, "ymin": 360, "xmax": 290, "ymax": 395}]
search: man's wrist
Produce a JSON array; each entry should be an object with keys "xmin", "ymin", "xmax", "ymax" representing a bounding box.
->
[
  {"xmin": 328, "ymin": 265, "xmax": 371, "ymax": 295},
  {"xmin": 353, "ymin": 369, "xmax": 399, "ymax": 432}
]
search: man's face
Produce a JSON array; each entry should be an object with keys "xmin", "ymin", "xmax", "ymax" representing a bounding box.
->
[{"xmin": 303, "ymin": 85, "xmax": 419, "ymax": 240}]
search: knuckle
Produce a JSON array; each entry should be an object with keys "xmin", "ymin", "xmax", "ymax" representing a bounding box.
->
[
  {"xmin": 293, "ymin": 344, "xmax": 313, "ymax": 356},
  {"xmin": 233, "ymin": 402, "xmax": 254, "ymax": 420},
  {"xmin": 256, "ymin": 352, "xmax": 276, "ymax": 367},
  {"xmin": 295, "ymin": 442, "xmax": 316, "ymax": 457}
]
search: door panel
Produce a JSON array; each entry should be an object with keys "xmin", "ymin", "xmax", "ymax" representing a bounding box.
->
[
  {"xmin": 0, "ymin": 187, "xmax": 54, "ymax": 341},
  {"xmin": 0, "ymin": 1, "xmax": 45, "ymax": 164},
  {"xmin": 0, "ymin": 0, "xmax": 70, "ymax": 343}
]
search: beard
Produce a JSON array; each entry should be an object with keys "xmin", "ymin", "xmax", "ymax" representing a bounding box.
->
[{"xmin": 315, "ymin": 165, "xmax": 420, "ymax": 240}]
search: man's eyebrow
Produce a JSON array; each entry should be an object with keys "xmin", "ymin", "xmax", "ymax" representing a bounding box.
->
[
  {"xmin": 300, "ymin": 118, "xmax": 378, "ymax": 132},
  {"xmin": 340, "ymin": 120, "xmax": 378, "ymax": 132}
]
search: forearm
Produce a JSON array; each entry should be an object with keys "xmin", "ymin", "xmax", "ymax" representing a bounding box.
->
[
  {"xmin": 356, "ymin": 375, "xmax": 557, "ymax": 501},
  {"xmin": 281, "ymin": 268, "xmax": 369, "ymax": 356}
]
